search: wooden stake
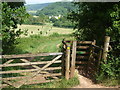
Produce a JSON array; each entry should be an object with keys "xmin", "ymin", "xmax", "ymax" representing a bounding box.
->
[
  {"xmin": 70, "ymin": 41, "xmax": 77, "ymax": 78},
  {"xmin": 102, "ymin": 36, "xmax": 110, "ymax": 60},
  {"xmin": 65, "ymin": 45, "xmax": 70, "ymax": 80}
]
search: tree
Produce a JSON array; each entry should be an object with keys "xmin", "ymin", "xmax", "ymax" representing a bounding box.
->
[
  {"xmin": 68, "ymin": 2, "xmax": 118, "ymax": 45},
  {"xmin": 68, "ymin": 2, "xmax": 120, "ymax": 81},
  {"xmin": 53, "ymin": 16, "xmax": 75, "ymax": 28},
  {"xmin": 50, "ymin": 17, "xmax": 58, "ymax": 23},
  {"xmin": 1, "ymin": 2, "xmax": 29, "ymax": 54}
]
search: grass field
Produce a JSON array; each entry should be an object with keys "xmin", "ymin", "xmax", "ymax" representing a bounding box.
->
[
  {"xmin": 15, "ymin": 34, "xmax": 75, "ymax": 54},
  {"xmin": 17, "ymin": 24, "xmax": 74, "ymax": 37},
  {"xmin": 14, "ymin": 24, "xmax": 75, "ymax": 54}
]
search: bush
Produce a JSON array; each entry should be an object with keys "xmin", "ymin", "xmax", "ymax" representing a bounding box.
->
[
  {"xmin": 53, "ymin": 20, "xmax": 74, "ymax": 28},
  {"xmin": 96, "ymin": 54, "xmax": 120, "ymax": 85}
]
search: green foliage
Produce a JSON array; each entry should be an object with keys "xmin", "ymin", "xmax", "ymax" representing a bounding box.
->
[
  {"xmin": 24, "ymin": 14, "xmax": 49, "ymax": 25},
  {"xmin": 68, "ymin": 2, "xmax": 120, "ymax": 85},
  {"xmin": 107, "ymin": 4, "xmax": 120, "ymax": 57},
  {"xmin": 49, "ymin": 17, "xmax": 58, "ymax": 23},
  {"xmin": 68, "ymin": 2, "xmax": 118, "ymax": 45},
  {"xmin": 95, "ymin": 55, "xmax": 120, "ymax": 86},
  {"xmin": 52, "ymin": 16, "xmax": 75, "ymax": 28},
  {"xmin": 96, "ymin": 4, "xmax": 120, "ymax": 83},
  {"xmin": 2, "ymin": 2, "xmax": 29, "ymax": 54},
  {"xmin": 99, "ymin": 56, "xmax": 120, "ymax": 78}
]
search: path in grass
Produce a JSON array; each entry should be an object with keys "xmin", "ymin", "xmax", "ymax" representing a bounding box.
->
[{"xmin": 73, "ymin": 74, "xmax": 119, "ymax": 88}]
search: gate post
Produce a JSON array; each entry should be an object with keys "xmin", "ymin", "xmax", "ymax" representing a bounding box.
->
[
  {"xmin": 102, "ymin": 36, "xmax": 110, "ymax": 61},
  {"xmin": 70, "ymin": 41, "xmax": 77, "ymax": 78},
  {"xmin": 65, "ymin": 44, "xmax": 71, "ymax": 80}
]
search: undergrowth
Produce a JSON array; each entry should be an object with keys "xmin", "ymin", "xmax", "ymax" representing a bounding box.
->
[{"xmin": 96, "ymin": 54, "xmax": 120, "ymax": 86}]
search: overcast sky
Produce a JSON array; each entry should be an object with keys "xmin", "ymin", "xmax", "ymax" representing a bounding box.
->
[{"xmin": 25, "ymin": 0, "xmax": 73, "ymax": 4}]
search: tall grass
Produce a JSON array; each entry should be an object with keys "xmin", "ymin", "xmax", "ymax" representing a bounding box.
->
[{"xmin": 13, "ymin": 33, "xmax": 75, "ymax": 54}]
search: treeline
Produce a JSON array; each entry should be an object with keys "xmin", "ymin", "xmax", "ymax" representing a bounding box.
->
[
  {"xmin": 24, "ymin": 14, "xmax": 49, "ymax": 25},
  {"xmin": 51, "ymin": 16, "xmax": 74, "ymax": 28},
  {"xmin": 24, "ymin": 15, "xmax": 74, "ymax": 28}
]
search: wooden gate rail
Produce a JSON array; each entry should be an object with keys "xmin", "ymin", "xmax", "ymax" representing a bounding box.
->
[
  {"xmin": 1, "ymin": 52, "xmax": 63, "ymax": 88},
  {"xmin": 2, "ymin": 52, "xmax": 63, "ymax": 59},
  {"xmin": 0, "ymin": 60, "xmax": 61, "ymax": 67}
]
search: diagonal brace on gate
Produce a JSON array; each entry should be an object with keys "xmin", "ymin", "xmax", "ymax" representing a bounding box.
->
[
  {"xmin": 21, "ymin": 59, "xmax": 59, "ymax": 79},
  {"xmin": 10, "ymin": 55, "xmax": 62, "ymax": 88}
]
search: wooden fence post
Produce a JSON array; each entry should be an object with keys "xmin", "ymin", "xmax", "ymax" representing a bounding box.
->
[
  {"xmin": 102, "ymin": 36, "xmax": 110, "ymax": 61},
  {"xmin": 70, "ymin": 41, "xmax": 77, "ymax": 78},
  {"xmin": 65, "ymin": 44, "xmax": 70, "ymax": 80}
]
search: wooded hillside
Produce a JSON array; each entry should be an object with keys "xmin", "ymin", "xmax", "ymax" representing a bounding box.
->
[
  {"xmin": 25, "ymin": 2, "xmax": 76, "ymax": 16},
  {"xmin": 25, "ymin": 3, "xmax": 50, "ymax": 11}
]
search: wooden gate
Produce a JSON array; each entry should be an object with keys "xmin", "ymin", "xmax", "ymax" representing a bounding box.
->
[
  {"xmin": 63, "ymin": 40, "xmax": 102, "ymax": 80},
  {"xmin": 1, "ymin": 53, "xmax": 63, "ymax": 88},
  {"xmin": 1, "ymin": 40, "xmax": 104, "ymax": 88},
  {"xmin": 76, "ymin": 40, "xmax": 99, "ymax": 78}
]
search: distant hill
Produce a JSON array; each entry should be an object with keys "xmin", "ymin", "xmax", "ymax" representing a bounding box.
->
[
  {"xmin": 25, "ymin": 2, "xmax": 76, "ymax": 16},
  {"xmin": 25, "ymin": 3, "xmax": 51, "ymax": 11},
  {"xmin": 36, "ymin": 2, "xmax": 76, "ymax": 16}
]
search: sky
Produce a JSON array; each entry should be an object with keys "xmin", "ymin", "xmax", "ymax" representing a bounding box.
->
[{"xmin": 25, "ymin": 0, "xmax": 73, "ymax": 5}]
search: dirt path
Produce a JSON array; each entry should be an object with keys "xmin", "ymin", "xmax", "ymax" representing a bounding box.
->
[{"xmin": 73, "ymin": 74, "xmax": 118, "ymax": 88}]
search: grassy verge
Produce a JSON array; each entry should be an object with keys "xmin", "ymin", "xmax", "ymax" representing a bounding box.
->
[
  {"xmin": 20, "ymin": 76, "xmax": 79, "ymax": 88},
  {"xmin": 4, "ymin": 77, "xmax": 79, "ymax": 88},
  {"xmin": 97, "ymin": 78, "xmax": 120, "ymax": 87}
]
